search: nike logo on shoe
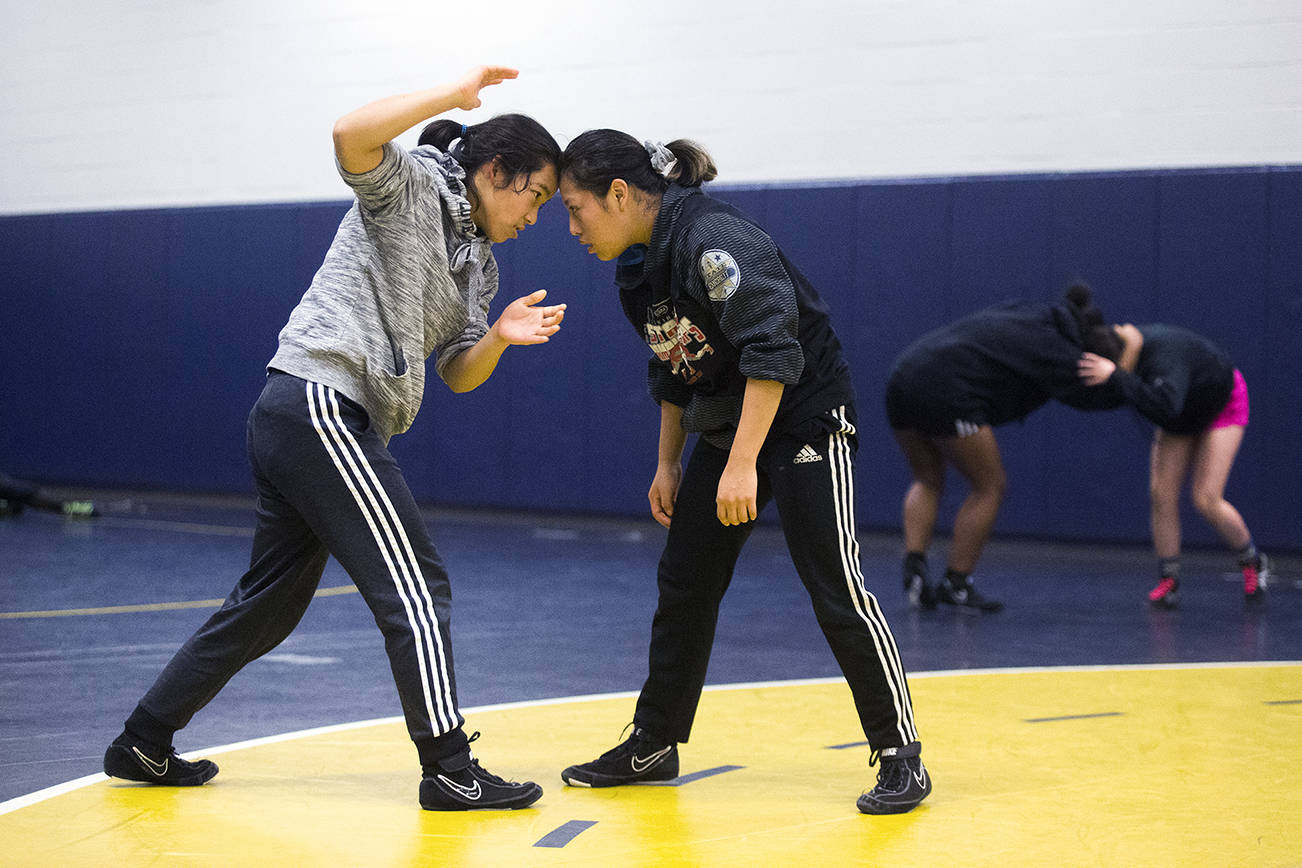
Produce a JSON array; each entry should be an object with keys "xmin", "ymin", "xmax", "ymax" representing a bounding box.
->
[
  {"xmin": 437, "ymin": 774, "xmax": 482, "ymax": 801},
  {"xmin": 132, "ymin": 747, "xmax": 169, "ymax": 777},
  {"xmin": 630, "ymin": 745, "xmax": 673, "ymax": 773},
  {"xmin": 913, "ymin": 767, "xmax": 928, "ymax": 789}
]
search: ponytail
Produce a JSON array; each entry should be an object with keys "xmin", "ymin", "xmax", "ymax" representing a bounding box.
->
[
  {"xmin": 562, "ymin": 129, "xmax": 717, "ymax": 198},
  {"xmin": 663, "ymin": 139, "xmax": 717, "ymax": 187},
  {"xmin": 418, "ymin": 119, "xmax": 464, "ymax": 152}
]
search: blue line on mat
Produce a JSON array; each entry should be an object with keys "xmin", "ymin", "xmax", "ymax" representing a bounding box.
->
[
  {"xmin": 534, "ymin": 820, "xmax": 598, "ymax": 848},
  {"xmin": 826, "ymin": 741, "xmax": 870, "ymax": 750},
  {"xmin": 1024, "ymin": 712, "xmax": 1123, "ymax": 723},
  {"xmin": 663, "ymin": 765, "xmax": 744, "ymax": 786}
]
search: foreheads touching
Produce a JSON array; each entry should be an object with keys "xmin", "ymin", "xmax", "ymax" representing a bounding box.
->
[
  {"xmin": 560, "ymin": 130, "xmax": 670, "ymax": 200},
  {"xmin": 472, "ymin": 160, "xmax": 558, "ymax": 243}
]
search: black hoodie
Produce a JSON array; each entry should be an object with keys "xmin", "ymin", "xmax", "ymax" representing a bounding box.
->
[
  {"xmin": 886, "ymin": 299, "xmax": 1121, "ymax": 434},
  {"xmin": 1109, "ymin": 324, "xmax": 1235, "ymax": 434},
  {"xmin": 615, "ymin": 185, "xmax": 855, "ymax": 448}
]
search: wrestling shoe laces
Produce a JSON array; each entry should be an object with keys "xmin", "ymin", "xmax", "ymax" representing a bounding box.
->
[
  {"xmin": 561, "ymin": 724, "xmax": 679, "ymax": 787},
  {"xmin": 858, "ymin": 742, "xmax": 931, "ymax": 815}
]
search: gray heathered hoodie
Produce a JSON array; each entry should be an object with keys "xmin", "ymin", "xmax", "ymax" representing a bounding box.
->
[{"xmin": 267, "ymin": 141, "xmax": 497, "ymax": 441}]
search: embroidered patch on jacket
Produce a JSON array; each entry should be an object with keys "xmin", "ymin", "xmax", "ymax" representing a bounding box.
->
[{"xmin": 699, "ymin": 249, "xmax": 741, "ymax": 301}]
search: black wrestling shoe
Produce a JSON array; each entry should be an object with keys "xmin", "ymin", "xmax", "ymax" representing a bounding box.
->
[
  {"xmin": 936, "ymin": 576, "xmax": 1004, "ymax": 613},
  {"xmin": 902, "ymin": 554, "xmax": 934, "ymax": 610},
  {"xmin": 561, "ymin": 726, "xmax": 679, "ymax": 787},
  {"xmin": 857, "ymin": 742, "xmax": 931, "ymax": 815},
  {"xmin": 904, "ymin": 572, "xmax": 935, "ymax": 610},
  {"xmin": 103, "ymin": 734, "xmax": 218, "ymax": 786},
  {"xmin": 419, "ymin": 737, "xmax": 542, "ymax": 810}
]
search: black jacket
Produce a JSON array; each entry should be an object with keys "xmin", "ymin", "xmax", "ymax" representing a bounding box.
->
[
  {"xmin": 886, "ymin": 299, "xmax": 1120, "ymax": 431},
  {"xmin": 616, "ymin": 185, "xmax": 855, "ymax": 447},
  {"xmin": 1111, "ymin": 324, "xmax": 1235, "ymax": 434}
]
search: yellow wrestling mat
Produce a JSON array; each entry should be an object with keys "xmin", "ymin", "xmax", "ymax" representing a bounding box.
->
[{"xmin": 3, "ymin": 664, "xmax": 1299, "ymax": 867}]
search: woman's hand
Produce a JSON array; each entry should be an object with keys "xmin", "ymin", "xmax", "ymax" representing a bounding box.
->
[
  {"xmin": 334, "ymin": 65, "xmax": 519, "ymax": 174},
  {"xmin": 441, "ymin": 289, "xmax": 562, "ymax": 392},
  {"xmin": 1078, "ymin": 352, "xmax": 1117, "ymax": 386},
  {"xmin": 649, "ymin": 463, "xmax": 682, "ymax": 529},
  {"xmin": 492, "ymin": 289, "xmax": 565, "ymax": 346},
  {"xmin": 716, "ymin": 459, "xmax": 759, "ymax": 526},
  {"xmin": 454, "ymin": 66, "xmax": 519, "ymax": 111}
]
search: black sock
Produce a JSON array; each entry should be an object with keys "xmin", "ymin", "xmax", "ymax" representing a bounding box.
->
[
  {"xmin": 123, "ymin": 705, "xmax": 177, "ymax": 753},
  {"xmin": 419, "ymin": 728, "xmax": 470, "ymax": 774},
  {"xmin": 1158, "ymin": 557, "xmax": 1180, "ymax": 582},
  {"xmin": 1235, "ymin": 542, "xmax": 1258, "ymax": 567},
  {"xmin": 903, "ymin": 551, "xmax": 928, "ymax": 580}
]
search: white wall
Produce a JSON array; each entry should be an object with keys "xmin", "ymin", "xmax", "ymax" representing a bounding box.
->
[{"xmin": 3, "ymin": 0, "xmax": 1300, "ymax": 214}]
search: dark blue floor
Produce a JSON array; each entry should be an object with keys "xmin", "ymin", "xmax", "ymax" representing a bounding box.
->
[{"xmin": 2, "ymin": 494, "xmax": 1299, "ymax": 803}]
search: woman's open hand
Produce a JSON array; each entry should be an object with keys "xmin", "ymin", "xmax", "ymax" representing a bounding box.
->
[
  {"xmin": 455, "ymin": 66, "xmax": 519, "ymax": 111},
  {"xmin": 493, "ymin": 289, "xmax": 565, "ymax": 346}
]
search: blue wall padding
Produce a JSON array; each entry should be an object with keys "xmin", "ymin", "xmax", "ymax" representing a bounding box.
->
[
  {"xmin": 2, "ymin": 166, "xmax": 1298, "ymax": 550},
  {"xmin": 1261, "ymin": 170, "xmax": 1302, "ymax": 549}
]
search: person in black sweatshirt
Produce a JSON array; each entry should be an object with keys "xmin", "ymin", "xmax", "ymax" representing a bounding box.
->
[
  {"xmin": 1079, "ymin": 323, "xmax": 1270, "ymax": 607},
  {"xmin": 885, "ymin": 286, "xmax": 1122, "ymax": 613},
  {"xmin": 555, "ymin": 130, "xmax": 928, "ymax": 816}
]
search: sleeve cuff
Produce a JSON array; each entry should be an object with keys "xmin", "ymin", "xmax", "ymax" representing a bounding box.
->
[
  {"xmin": 434, "ymin": 324, "xmax": 490, "ymax": 382},
  {"xmin": 738, "ymin": 345, "xmax": 804, "ymax": 384},
  {"xmin": 336, "ymin": 142, "xmax": 409, "ymax": 211}
]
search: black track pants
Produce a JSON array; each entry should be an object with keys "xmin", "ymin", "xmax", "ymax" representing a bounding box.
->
[
  {"xmin": 633, "ymin": 405, "xmax": 919, "ymax": 750},
  {"xmin": 138, "ymin": 373, "xmax": 461, "ymax": 761}
]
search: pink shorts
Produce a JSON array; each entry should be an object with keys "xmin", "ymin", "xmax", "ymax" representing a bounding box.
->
[{"xmin": 1210, "ymin": 369, "xmax": 1249, "ymax": 429}]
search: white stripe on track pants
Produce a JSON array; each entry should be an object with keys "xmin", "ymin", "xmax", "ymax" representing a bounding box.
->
[
  {"xmin": 139, "ymin": 372, "xmax": 462, "ymax": 764},
  {"xmin": 633, "ymin": 405, "xmax": 920, "ymax": 749}
]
